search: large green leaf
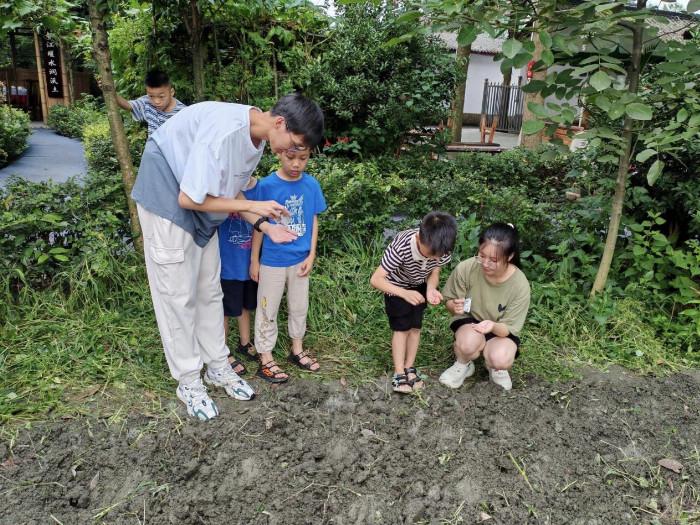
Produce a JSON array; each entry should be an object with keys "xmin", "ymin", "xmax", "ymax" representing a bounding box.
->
[
  {"xmin": 626, "ymin": 103, "xmax": 653, "ymax": 121},
  {"xmin": 522, "ymin": 120, "xmax": 545, "ymax": 135},
  {"xmin": 521, "ymin": 80, "xmax": 546, "ymax": 93},
  {"xmin": 527, "ymin": 102, "xmax": 548, "ymax": 118},
  {"xmin": 541, "ymin": 49, "xmax": 555, "ymax": 67},
  {"xmin": 590, "ymin": 71, "xmax": 612, "ymax": 91},
  {"xmin": 635, "ymin": 149, "xmax": 656, "ymax": 163},
  {"xmin": 647, "ymin": 160, "xmax": 664, "ymax": 186},
  {"xmin": 457, "ymin": 25, "xmax": 478, "ymax": 47},
  {"xmin": 539, "ymin": 31, "xmax": 552, "ymax": 49},
  {"xmin": 502, "ymin": 39, "xmax": 523, "ymax": 59}
]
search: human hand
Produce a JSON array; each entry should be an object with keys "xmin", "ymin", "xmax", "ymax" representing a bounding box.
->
[
  {"xmin": 249, "ymin": 260, "xmax": 260, "ymax": 282},
  {"xmin": 298, "ymin": 255, "xmax": 315, "ymax": 277},
  {"xmin": 248, "ymin": 200, "xmax": 290, "ymax": 221},
  {"xmin": 426, "ymin": 288, "xmax": 443, "ymax": 305},
  {"xmin": 403, "ymin": 290, "xmax": 426, "ymax": 306},
  {"xmin": 262, "ymin": 223, "xmax": 298, "ymax": 244},
  {"xmin": 449, "ymin": 298, "xmax": 465, "ymax": 314},
  {"xmin": 472, "ymin": 320, "xmax": 495, "ymax": 334}
]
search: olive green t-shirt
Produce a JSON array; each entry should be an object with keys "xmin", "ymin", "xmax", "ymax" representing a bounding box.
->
[{"xmin": 442, "ymin": 257, "xmax": 531, "ymax": 336}]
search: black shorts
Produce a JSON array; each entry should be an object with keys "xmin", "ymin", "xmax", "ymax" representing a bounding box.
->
[
  {"xmin": 450, "ymin": 317, "xmax": 521, "ymax": 354},
  {"xmin": 384, "ymin": 282, "xmax": 428, "ymax": 332},
  {"xmin": 221, "ymin": 279, "xmax": 258, "ymax": 318}
]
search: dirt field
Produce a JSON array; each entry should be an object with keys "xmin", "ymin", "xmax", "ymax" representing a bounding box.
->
[{"xmin": 2, "ymin": 365, "xmax": 699, "ymax": 524}]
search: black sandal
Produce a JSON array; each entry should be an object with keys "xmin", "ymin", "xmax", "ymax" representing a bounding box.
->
[
  {"xmin": 256, "ymin": 360, "xmax": 289, "ymax": 384},
  {"xmin": 229, "ymin": 357, "xmax": 247, "ymax": 376},
  {"xmin": 405, "ymin": 367, "xmax": 424, "ymax": 390},
  {"xmin": 392, "ymin": 373, "xmax": 412, "ymax": 394},
  {"xmin": 235, "ymin": 341, "xmax": 258, "ymax": 360},
  {"xmin": 288, "ymin": 350, "xmax": 320, "ymax": 372}
]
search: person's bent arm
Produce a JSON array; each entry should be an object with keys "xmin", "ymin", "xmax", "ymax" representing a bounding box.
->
[
  {"xmin": 370, "ymin": 266, "xmax": 425, "ymax": 306},
  {"xmin": 426, "ymin": 267, "xmax": 443, "ymax": 305},
  {"xmin": 116, "ymin": 93, "xmax": 132, "ymax": 112},
  {"xmin": 472, "ymin": 320, "xmax": 510, "ymax": 338},
  {"xmin": 177, "ymin": 191, "xmax": 297, "ymax": 243}
]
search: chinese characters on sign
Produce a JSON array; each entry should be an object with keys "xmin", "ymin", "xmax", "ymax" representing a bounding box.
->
[{"xmin": 41, "ymin": 37, "xmax": 63, "ymax": 98}]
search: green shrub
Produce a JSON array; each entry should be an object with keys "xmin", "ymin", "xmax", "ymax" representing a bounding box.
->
[
  {"xmin": 0, "ymin": 105, "xmax": 31, "ymax": 167},
  {"xmin": 0, "ymin": 170, "xmax": 132, "ymax": 289},
  {"xmin": 300, "ymin": 3, "xmax": 455, "ymax": 156},
  {"xmin": 83, "ymin": 118, "xmax": 147, "ymax": 173},
  {"xmin": 46, "ymin": 96, "xmax": 103, "ymax": 139}
]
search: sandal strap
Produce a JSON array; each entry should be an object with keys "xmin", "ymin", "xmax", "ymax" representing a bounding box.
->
[
  {"xmin": 392, "ymin": 373, "xmax": 410, "ymax": 387},
  {"xmin": 259, "ymin": 360, "xmax": 287, "ymax": 378},
  {"xmin": 292, "ymin": 350, "xmax": 317, "ymax": 364},
  {"xmin": 404, "ymin": 367, "xmax": 423, "ymax": 386}
]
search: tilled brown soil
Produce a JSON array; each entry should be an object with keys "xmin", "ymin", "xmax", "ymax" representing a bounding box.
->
[{"xmin": 2, "ymin": 366, "xmax": 699, "ymax": 524}]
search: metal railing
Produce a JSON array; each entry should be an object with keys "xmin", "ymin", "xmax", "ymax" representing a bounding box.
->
[{"xmin": 480, "ymin": 79, "xmax": 524, "ymax": 133}]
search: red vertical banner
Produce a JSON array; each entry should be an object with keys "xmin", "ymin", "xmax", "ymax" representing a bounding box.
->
[{"xmin": 41, "ymin": 36, "xmax": 64, "ymax": 98}]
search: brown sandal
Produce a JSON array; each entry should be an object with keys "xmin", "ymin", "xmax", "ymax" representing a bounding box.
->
[
  {"xmin": 256, "ymin": 360, "xmax": 289, "ymax": 383},
  {"xmin": 288, "ymin": 350, "xmax": 320, "ymax": 372}
]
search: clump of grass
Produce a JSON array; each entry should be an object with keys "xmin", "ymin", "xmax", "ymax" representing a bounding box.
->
[{"xmin": 0, "ymin": 252, "xmax": 168, "ymax": 423}]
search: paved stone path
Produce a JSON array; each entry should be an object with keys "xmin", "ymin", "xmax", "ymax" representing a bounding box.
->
[{"xmin": 0, "ymin": 126, "xmax": 87, "ymax": 186}]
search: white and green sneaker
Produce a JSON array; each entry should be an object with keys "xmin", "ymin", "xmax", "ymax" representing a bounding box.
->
[
  {"xmin": 176, "ymin": 380, "xmax": 219, "ymax": 421},
  {"xmin": 488, "ymin": 368, "xmax": 513, "ymax": 391},
  {"xmin": 205, "ymin": 365, "xmax": 256, "ymax": 401}
]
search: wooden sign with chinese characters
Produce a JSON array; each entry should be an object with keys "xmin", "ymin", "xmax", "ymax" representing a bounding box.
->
[{"xmin": 41, "ymin": 36, "xmax": 63, "ymax": 98}]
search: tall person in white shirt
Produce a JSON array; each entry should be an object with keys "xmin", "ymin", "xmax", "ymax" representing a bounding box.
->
[{"xmin": 131, "ymin": 93, "xmax": 324, "ymax": 420}]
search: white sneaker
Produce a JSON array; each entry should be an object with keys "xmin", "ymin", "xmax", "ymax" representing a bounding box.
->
[
  {"xmin": 205, "ymin": 365, "xmax": 256, "ymax": 401},
  {"xmin": 488, "ymin": 368, "xmax": 512, "ymax": 391},
  {"xmin": 177, "ymin": 380, "xmax": 219, "ymax": 421},
  {"xmin": 439, "ymin": 361, "xmax": 475, "ymax": 389}
]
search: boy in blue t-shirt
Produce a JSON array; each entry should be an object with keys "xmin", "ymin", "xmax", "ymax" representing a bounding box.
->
[
  {"xmin": 217, "ymin": 202, "xmax": 260, "ymax": 376},
  {"xmin": 248, "ymin": 150, "xmax": 327, "ymax": 383}
]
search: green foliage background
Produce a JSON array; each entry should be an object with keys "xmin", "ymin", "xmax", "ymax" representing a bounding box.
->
[{"xmin": 0, "ymin": 105, "xmax": 30, "ymax": 167}]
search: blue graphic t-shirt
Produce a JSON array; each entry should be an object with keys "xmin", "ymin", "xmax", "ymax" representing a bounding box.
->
[
  {"xmin": 218, "ymin": 203, "xmax": 254, "ymax": 281},
  {"xmin": 247, "ymin": 172, "xmax": 327, "ymax": 267}
]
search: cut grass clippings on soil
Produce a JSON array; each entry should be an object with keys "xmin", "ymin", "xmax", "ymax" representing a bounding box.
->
[{"xmin": 2, "ymin": 236, "xmax": 698, "ymax": 423}]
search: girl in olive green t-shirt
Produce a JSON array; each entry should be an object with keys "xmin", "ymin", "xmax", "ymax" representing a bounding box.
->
[{"xmin": 439, "ymin": 223, "xmax": 530, "ymax": 391}]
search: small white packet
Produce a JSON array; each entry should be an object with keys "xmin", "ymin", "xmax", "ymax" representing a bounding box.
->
[{"xmin": 463, "ymin": 297, "xmax": 472, "ymax": 314}]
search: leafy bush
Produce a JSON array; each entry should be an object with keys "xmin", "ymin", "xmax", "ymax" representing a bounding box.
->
[
  {"xmin": 46, "ymin": 95, "xmax": 103, "ymax": 139},
  {"xmin": 83, "ymin": 118, "xmax": 147, "ymax": 173},
  {"xmin": 305, "ymin": 147, "xmax": 569, "ymax": 256},
  {"xmin": 0, "ymin": 105, "xmax": 31, "ymax": 167},
  {"xmin": 300, "ymin": 3, "xmax": 455, "ymax": 156},
  {"xmin": 0, "ymin": 170, "xmax": 132, "ymax": 289}
]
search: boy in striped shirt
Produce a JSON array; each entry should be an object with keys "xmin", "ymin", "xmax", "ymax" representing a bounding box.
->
[
  {"xmin": 116, "ymin": 69, "xmax": 186, "ymax": 136},
  {"xmin": 370, "ymin": 212, "xmax": 457, "ymax": 393}
]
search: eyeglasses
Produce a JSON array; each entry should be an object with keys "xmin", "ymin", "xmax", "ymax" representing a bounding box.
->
[
  {"xmin": 475, "ymin": 255, "xmax": 498, "ymax": 268},
  {"xmin": 285, "ymin": 124, "xmax": 308, "ymax": 153}
]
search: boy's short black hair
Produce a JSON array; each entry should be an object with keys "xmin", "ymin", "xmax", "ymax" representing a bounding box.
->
[
  {"xmin": 271, "ymin": 92, "xmax": 324, "ymax": 148},
  {"xmin": 145, "ymin": 69, "xmax": 171, "ymax": 88},
  {"xmin": 419, "ymin": 211, "xmax": 457, "ymax": 256}
]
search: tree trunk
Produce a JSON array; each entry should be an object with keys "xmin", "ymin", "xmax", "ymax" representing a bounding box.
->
[
  {"xmin": 519, "ymin": 30, "xmax": 547, "ymax": 149},
  {"xmin": 87, "ymin": 0, "xmax": 143, "ymax": 254},
  {"xmin": 33, "ymin": 31, "xmax": 49, "ymax": 122},
  {"xmin": 450, "ymin": 43, "xmax": 471, "ymax": 143},
  {"xmin": 590, "ymin": 10, "xmax": 645, "ymax": 296},
  {"xmin": 189, "ymin": 0, "xmax": 205, "ymax": 101}
]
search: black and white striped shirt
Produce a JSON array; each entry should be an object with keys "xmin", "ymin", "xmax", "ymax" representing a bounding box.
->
[
  {"xmin": 380, "ymin": 228, "xmax": 451, "ymax": 288},
  {"xmin": 131, "ymin": 96, "xmax": 186, "ymax": 136}
]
